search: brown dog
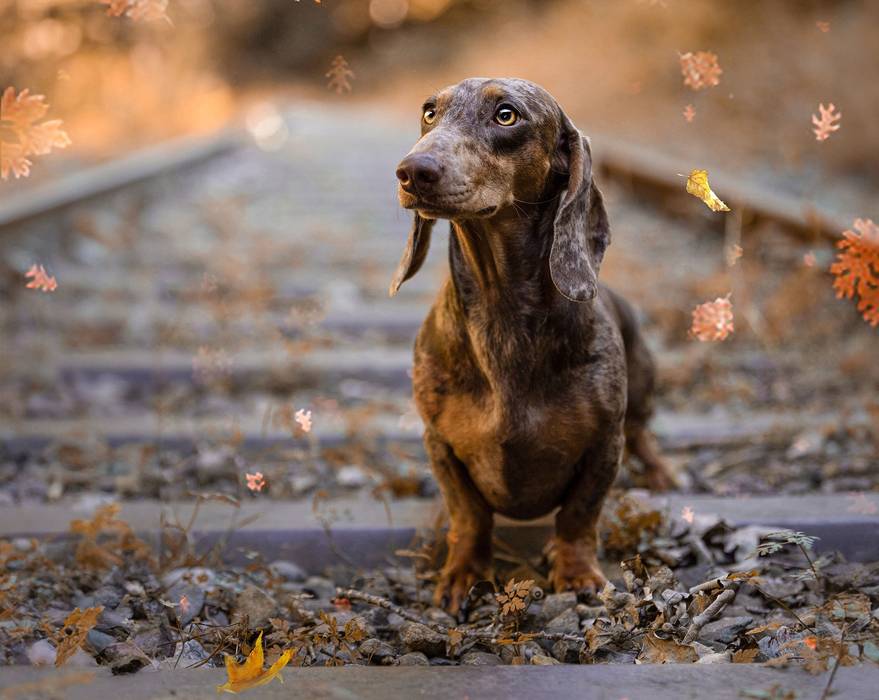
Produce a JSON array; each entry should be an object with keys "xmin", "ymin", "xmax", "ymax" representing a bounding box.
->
[{"xmin": 390, "ymin": 78, "xmax": 676, "ymax": 612}]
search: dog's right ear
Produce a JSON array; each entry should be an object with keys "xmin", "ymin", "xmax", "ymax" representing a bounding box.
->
[{"xmin": 389, "ymin": 212, "xmax": 435, "ymax": 297}]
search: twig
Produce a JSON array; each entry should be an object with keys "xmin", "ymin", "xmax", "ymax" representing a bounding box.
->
[
  {"xmin": 337, "ymin": 588, "xmax": 586, "ymax": 645},
  {"xmin": 682, "ymin": 587, "xmax": 737, "ymax": 644},
  {"xmin": 819, "ymin": 625, "xmax": 848, "ymax": 700}
]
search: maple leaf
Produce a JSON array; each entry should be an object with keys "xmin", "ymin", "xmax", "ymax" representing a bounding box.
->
[
  {"xmin": 294, "ymin": 408, "xmax": 312, "ymax": 433},
  {"xmin": 246, "ymin": 472, "xmax": 266, "ymax": 492},
  {"xmin": 690, "ymin": 295, "xmax": 734, "ymax": 342},
  {"xmin": 685, "ymin": 169, "xmax": 730, "ymax": 212},
  {"xmin": 812, "ymin": 103, "xmax": 841, "ymax": 141},
  {"xmin": 679, "ymin": 51, "xmax": 722, "ymax": 91},
  {"xmin": 24, "ymin": 264, "xmax": 58, "ymax": 292},
  {"xmin": 217, "ymin": 631, "xmax": 293, "ymax": 694},
  {"xmin": 53, "ymin": 607, "xmax": 103, "ymax": 666},
  {"xmin": 1, "ymin": 88, "xmax": 70, "ymax": 179},
  {"xmin": 682, "ymin": 104, "xmax": 695, "ymax": 122},
  {"xmin": 326, "ymin": 55, "xmax": 355, "ymax": 94},
  {"xmin": 830, "ymin": 218, "xmax": 879, "ymax": 326}
]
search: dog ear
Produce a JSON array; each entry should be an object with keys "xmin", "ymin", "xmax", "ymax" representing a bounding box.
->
[
  {"xmin": 389, "ymin": 212, "xmax": 435, "ymax": 297},
  {"xmin": 549, "ymin": 113, "xmax": 610, "ymax": 303}
]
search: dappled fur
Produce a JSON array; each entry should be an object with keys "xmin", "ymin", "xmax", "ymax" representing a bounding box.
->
[{"xmin": 391, "ymin": 78, "xmax": 676, "ymax": 612}]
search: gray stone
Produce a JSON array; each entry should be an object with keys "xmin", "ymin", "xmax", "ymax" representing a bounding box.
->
[
  {"xmin": 697, "ymin": 652, "xmax": 732, "ymax": 664},
  {"xmin": 303, "ymin": 576, "xmax": 336, "ymax": 600},
  {"xmin": 232, "ymin": 585, "xmax": 278, "ymax": 628},
  {"xmin": 536, "ymin": 592, "xmax": 577, "ymax": 624},
  {"xmin": 460, "ymin": 651, "xmax": 502, "ymax": 666},
  {"xmin": 399, "ymin": 622, "xmax": 446, "ymax": 658},
  {"xmin": 269, "ymin": 560, "xmax": 307, "ymax": 583},
  {"xmin": 531, "ymin": 653, "xmax": 561, "ymax": 665},
  {"xmin": 165, "ymin": 582, "xmax": 205, "ymax": 627},
  {"xmin": 699, "ymin": 616, "xmax": 754, "ymax": 645},
  {"xmin": 394, "ymin": 651, "xmax": 429, "ymax": 666},
  {"xmin": 546, "ymin": 608, "xmax": 580, "ymax": 635},
  {"xmin": 359, "ymin": 638, "xmax": 395, "ymax": 664},
  {"xmin": 86, "ymin": 629, "xmax": 116, "ymax": 655}
]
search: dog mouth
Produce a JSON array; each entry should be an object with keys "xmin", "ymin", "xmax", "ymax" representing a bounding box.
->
[{"xmin": 399, "ymin": 189, "xmax": 500, "ymax": 219}]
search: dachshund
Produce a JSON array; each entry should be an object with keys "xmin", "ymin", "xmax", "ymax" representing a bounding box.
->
[{"xmin": 390, "ymin": 78, "xmax": 677, "ymax": 612}]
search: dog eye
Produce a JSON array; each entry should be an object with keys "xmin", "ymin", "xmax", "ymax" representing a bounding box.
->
[
  {"xmin": 494, "ymin": 106, "xmax": 519, "ymax": 126},
  {"xmin": 422, "ymin": 108, "xmax": 437, "ymax": 125}
]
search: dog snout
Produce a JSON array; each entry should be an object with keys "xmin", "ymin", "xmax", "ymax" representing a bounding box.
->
[{"xmin": 396, "ymin": 153, "xmax": 443, "ymax": 193}]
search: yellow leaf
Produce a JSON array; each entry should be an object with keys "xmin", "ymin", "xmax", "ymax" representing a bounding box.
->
[
  {"xmin": 685, "ymin": 169, "xmax": 730, "ymax": 212},
  {"xmin": 217, "ymin": 632, "xmax": 293, "ymax": 694}
]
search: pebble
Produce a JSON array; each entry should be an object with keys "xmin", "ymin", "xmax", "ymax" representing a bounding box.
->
[
  {"xmin": 536, "ymin": 592, "xmax": 577, "ymax": 624},
  {"xmin": 697, "ymin": 651, "xmax": 732, "ymax": 664},
  {"xmin": 269, "ymin": 560, "xmax": 307, "ymax": 583},
  {"xmin": 336, "ymin": 465, "xmax": 370, "ymax": 487},
  {"xmin": 546, "ymin": 608, "xmax": 580, "ymax": 635},
  {"xmin": 86, "ymin": 629, "xmax": 117, "ymax": 655},
  {"xmin": 395, "ymin": 651, "xmax": 430, "ymax": 666},
  {"xmin": 460, "ymin": 651, "xmax": 503, "ymax": 666},
  {"xmin": 359, "ymin": 638, "xmax": 396, "ymax": 664},
  {"xmin": 531, "ymin": 654, "xmax": 561, "ymax": 666},
  {"xmin": 399, "ymin": 622, "xmax": 446, "ymax": 657},
  {"xmin": 26, "ymin": 639, "xmax": 56, "ymax": 666},
  {"xmin": 232, "ymin": 585, "xmax": 279, "ymax": 628},
  {"xmin": 699, "ymin": 616, "xmax": 754, "ymax": 645}
]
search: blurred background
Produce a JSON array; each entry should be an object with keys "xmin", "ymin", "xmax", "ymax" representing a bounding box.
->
[{"xmin": 1, "ymin": 0, "xmax": 877, "ymax": 508}]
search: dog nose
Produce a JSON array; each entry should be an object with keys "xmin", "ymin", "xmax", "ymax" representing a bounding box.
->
[{"xmin": 396, "ymin": 154, "xmax": 443, "ymax": 192}]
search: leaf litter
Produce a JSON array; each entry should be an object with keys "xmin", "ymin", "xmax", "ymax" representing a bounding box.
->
[{"xmin": 1, "ymin": 494, "xmax": 877, "ymax": 678}]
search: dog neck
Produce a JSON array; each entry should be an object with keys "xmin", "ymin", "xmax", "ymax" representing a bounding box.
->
[{"xmin": 444, "ymin": 201, "xmax": 593, "ymax": 387}]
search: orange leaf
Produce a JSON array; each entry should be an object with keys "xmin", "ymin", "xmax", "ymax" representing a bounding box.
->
[
  {"xmin": 690, "ymin": 295, "xmax": 734, "ymax": 342},
  {"xmin": 217, "ymin": 631, "xmax": 294, "ymax": 694},
  {"xmin": 679, "ymin": 51, "xmax": 722, "ymax": 91},
  {"xmin": 54, "ymin": 607, "xmax": 103, "ymax": 667},
  {"xmin": 830, "ymin": 218, "xmax": 879, "ymax": 326},
  {"xmin": 1, "ymin": 88, "xmax": 70, "ymax": 180}
]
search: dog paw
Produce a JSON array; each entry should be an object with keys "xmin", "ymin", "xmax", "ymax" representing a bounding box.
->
[
  {"xmin": 547, "ymin": 539, "xmax": 607, "ymax": 593},
  {"xmin": 433, "ymin": 560, "xmax": 491, "ymax": 614}
]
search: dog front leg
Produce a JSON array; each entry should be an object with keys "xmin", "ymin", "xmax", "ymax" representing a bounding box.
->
[
  {"xmin": 424, "ymin": 430, "xmax": 493, "ymax": 613},
  {"xmin": 549, "ymin": 432, "xmax": 623, "ymax": 592}
]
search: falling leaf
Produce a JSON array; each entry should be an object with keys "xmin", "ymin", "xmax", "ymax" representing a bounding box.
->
[
  {"xmin": 325, "ymin": 55, "xmax": 355, "ymax": 94},
  {"xmin": 679, "ymin": 51, "xmax": 722, "ymax": 91},
  {"xmin": 54, "ymin": 607, "xmax": 103, "ymax": 666},
  {"xmin": 100, "ymin": 0, "xmax": 170, "ymax": 22},
  {"xmin": 682, "ymin": 104, "xmax": 695, "ymax": 122},
  {"xmin": 830, "ymin": 218, "xmax": 879, "ymax": 326},
  {"xmin": 812, "ymin": 103, "xmax": 841, "ymax": 141},
  {"xmin": 816, "ymin": 21, "xmax": 831, "ymax": 33},
  {"xmin": 217, "ymin": 631, "xmax": 293, "ymax": 694},
  {"xmin": 690, "ymin": 295, "xmax": 734, "ymax": 342},
  {"xmin": 1, "ymin": 88, "xmax": 71, "ymax": 179},
  {"xmin": 685, "ymin": 169, "xmax": 730, "ymax": 212},
  {"xmin": 681, "ymin": 506, "xmax": 695, "ymax": 524},
  {"xmin": 294, "ymin": 408, "xmax": 312, "ymax": 433},
  {"xmin": 725, "ymin": 244, "xmax": 743, "ymax": 267},
  {"xmin": 24, "ymin": 264, "xmax": 58, "ymax": 292},
  {"xmin": 803, "ymin": 251, "xmax": 817, "ymax": 268},
  {"xmin": 246, "ymin": 472, "xmax": 266, "ymax": 492}
]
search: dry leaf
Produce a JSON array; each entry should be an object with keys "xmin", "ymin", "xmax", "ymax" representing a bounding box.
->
[
  {"xmin": 725, "ymin": 244, "xmax": 743, "ymax": 267},
  {"xmin": 812, "ymin": 103, "xmax": 841, "ymax": 141},
  {"xmin": 54, "ymin": 607, "xmax": 103, "ymax": 666},
  {"xmin": 830, "ymin": 218, "xmax": 879, "ymax": 326},
  {"xmin": 685, "ymin": 169, "xmax": 730, "ymax": 212},
  {"xmin": 246, "ymin": 472, "xmax": 266, "ymax": 492},
  {"xmin": 217, "ymin": 631, "xmax": 293, "ymax": 694},
  {"xmin": 636, "ymin": 633, "xmax": 698, "ymax": 664},
  {"xmin": 816, "ymin": 21, "xmax": 831, "ymax": 33},
  {"xmin": 294, "ymin": 408, "xmax": 313, "ymax": 432},
  {"xmin": 100, "ymin": 0, "xmax": 170, "ymax": 22},
  {"xmin": 690, "ymin": 295, "xmax": 734, "ymax": 342},
  {"xmin": 679, "ymin": 51, "xmax": 722, "ymax": 90},
  {"xmin": 683, "ymin": 104, "xmax": 695, "ymax": 122},
  {"xmin": 681, "ymin": 506, "xmax": 695, "ymax": 524},
  {"xmin": 1, "ymin": 87, "xmax": 71, "ymax": 179},
  {"xmin": 496, "ymin": 579, "xmax": 534, "ymax": 617},
  {"xmin": 326, "ymin": 56, "xmax": 355, "ymax": 94},
  {"xmin": 24, "ymin": 264, "xmax": 58, "ymax": 292}
]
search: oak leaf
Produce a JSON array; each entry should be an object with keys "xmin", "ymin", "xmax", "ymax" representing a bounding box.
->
[
  {"xmin": 812, "ymin": 103, "xmax": 841, "ymax": 141},
  {"xmin": 217, "ymin": 631, "xmax": 293, "ymax": 694},
  {"xmin": 830, "ymin": 218, "xmax": 879, "ymax": 326},
  {"xmin": 685, "ymin": 169, "xmax": 730, "ymax": 212},
  {"xmin": 1, "ymin": 88, "xmax": 70, "ymax": 179}
]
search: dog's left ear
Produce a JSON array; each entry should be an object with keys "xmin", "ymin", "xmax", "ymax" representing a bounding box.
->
[
  {"xmin": 389, "ymin": 212, "xmax": 435, "ymax": 297},
  {"xmin": 549, "ymin": 112, "xmax": 610, "ymax": 303}
]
